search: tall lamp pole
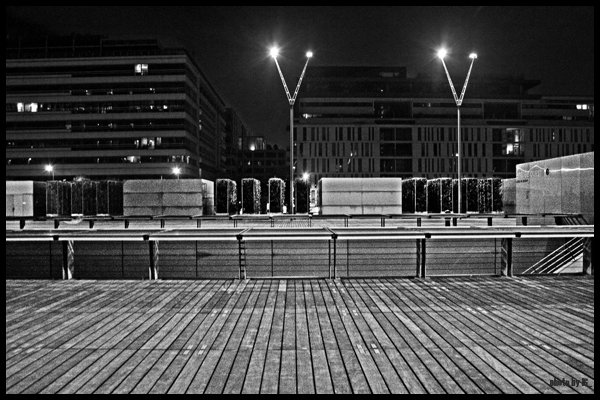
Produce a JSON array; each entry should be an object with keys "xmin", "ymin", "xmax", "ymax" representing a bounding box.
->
[
  {"xmin": 270, "ymin": 47, "xmax": 313, "ymax": 214},
  {"xmin": 437, "ymin": 49, "xmax": 477, "ymax": 214}
]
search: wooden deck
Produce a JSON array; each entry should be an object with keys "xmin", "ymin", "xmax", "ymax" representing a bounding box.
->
[{"xmin": 6, "ymin": 276, "xmax": 595, "ymax": 394}]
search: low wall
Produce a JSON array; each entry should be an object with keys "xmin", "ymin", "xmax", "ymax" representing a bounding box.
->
[
  {"xmin": 318, "ymin": 178, "xmax": 402, "ymax": 215},
  {"xmin": 516, "ymin": 152, "xmax": 594, "ymax": 224}
]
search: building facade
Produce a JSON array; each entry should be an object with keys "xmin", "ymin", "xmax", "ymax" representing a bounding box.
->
[
  {"xmin": 6, "ymin": 36, "xmax": 227, "ymax": 182},
  {"xmin": 294, "ymin": 66, "xmax": 594, "ymax": 184}
]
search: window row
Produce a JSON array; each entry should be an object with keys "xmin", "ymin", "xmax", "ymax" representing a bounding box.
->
[
  {"xmin": 7, "ymin": 155, "xmax": 195, "ymax": 166},
  {"xmin": 6, "ymin": 137, "xmax": 196, "ymax": 152},
  {"xmin": 7, "ymin": 100, "xmax": 193, "ymax": 116}
]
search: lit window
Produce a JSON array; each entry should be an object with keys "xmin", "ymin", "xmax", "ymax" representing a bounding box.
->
[
  {"xmin": 134, "ymin": 64, "xmax": 149, "ymax": 75},
  {"xmin": 17, "ymin": 103, "xmax": 38, "ymax": 112}
]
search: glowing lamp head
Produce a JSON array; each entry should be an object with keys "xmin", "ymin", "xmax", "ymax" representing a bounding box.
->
[
  {"xmin": 469, "ymin": 53, "xmax": 478, "ymax": 59},
  {"xmin": 173, "ymin": 167, "xmax": 181, "ymax": 175},
  {"xmin": 45, "ymin": 165, "xmax": 53, "ymax": 172},
  {"xmin": 437, "ymin": 49, "xmax": 448, "ymax": 59},
  {"xmin": 302, "ymin": 172, "xmax": 310, "ymax": 181},
  {"xmin": 306, "ymin": 51, "xmax": 313, "ymax": 58},
  {"xmin": 270, "ymin": 47, "xmax": 279, "ymax": 58}
]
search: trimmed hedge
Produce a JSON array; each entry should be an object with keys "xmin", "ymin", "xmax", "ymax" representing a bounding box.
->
[
  {"xmin": 242, "ymin": 178, "xmax": 261, "ymax": 214},
  {"xmin": 268, "ymin": 178, "xmax": 286, "ymax": 213},
  {"xmin": 295, "ymin": 178, "xmax": 310, "ymax": 214},
  {"xmin": 216, "ymin": 179, "xmax": 237, "ymax": 215}
]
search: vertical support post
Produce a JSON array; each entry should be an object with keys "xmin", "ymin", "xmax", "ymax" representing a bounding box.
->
[
  {"xmin": 290, "ymin": 104, "xmax": 294, "ymax": 215},
  {"xmin": 62, "ymin": 240, "xmax": 74, "ymax": 280},
  {"xmin": 457, "ymin": 107, "xmax": 461, "ymax": 214},
  {"xmin": 582, "ymin": 237, "xmax": 593, "ymax": 276},
  {"xmin": 330, "ymin": 234, "xmax": 338, "ymax": 279},
  {"xmin": 148, "ymin": 240, "xmax": 159, "ymax": 280},
  {"xmin": 416, "ymin": 239, "xmax": 421, "ymax": 278},
  {"xmin": 501, "ymin": 238, "xmax": 513, "ymax": 277},
  {"xmin": 237, "ymin": 235, "xmax": 246, "ymax": 280},
  {"xmin": 421, "ymin": 238, "xmax": 427, "ymax": 278}
]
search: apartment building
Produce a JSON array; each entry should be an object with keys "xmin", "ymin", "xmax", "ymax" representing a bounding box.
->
[
  {"xmin": 294, "ymin": 66, "xmax": 594, "ymax": 183},
  {"xmin": 6, "ymin": 36, "xmax": 227, "ymax": 181}
]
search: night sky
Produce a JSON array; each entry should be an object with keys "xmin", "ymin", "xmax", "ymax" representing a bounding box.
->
[{"xmin": 6, "ymin": 6, "xmax": 595, "ymax": 147}]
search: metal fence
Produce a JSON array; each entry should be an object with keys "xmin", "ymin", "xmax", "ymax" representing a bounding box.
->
[{"xmin": 6, "ymin": 220, "xmax": 594, "ymax": 280}]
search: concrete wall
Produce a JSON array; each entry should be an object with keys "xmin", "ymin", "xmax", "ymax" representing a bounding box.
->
[
  {"xmin": 124, "ymin": 180, "xmax": 204, "ymax": 217},
  {"xmin": 6, "ymin": 181, "xmax": 34, "ymax": 217},
  {"xmin": 516, "ymin": 152, "xmax": 594, "ymax": 224},
  {"xmin": 318, "ymin": 178, "xmax": 402, "ymax": 215}
]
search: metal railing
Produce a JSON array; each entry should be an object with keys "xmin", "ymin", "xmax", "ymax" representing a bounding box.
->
[{"xmin": 6, "ymin": 221, "xmax": 594, "ymax": 281}]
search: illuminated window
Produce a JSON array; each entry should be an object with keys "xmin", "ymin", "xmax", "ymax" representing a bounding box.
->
[
  {"xmin": 17, "ymin": 102, "xmax": 38, "ymax": 112},
  {"xmin": 134, "ymin": 64, "xmax": 149, "ymax": 75}
]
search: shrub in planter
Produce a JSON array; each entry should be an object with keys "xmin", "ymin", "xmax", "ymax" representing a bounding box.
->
[
  {"xmin": 242, "ymin": 178, "xmax": 261, "ymax": 214},
  {"xmin": 440, "ymin": 178, "xmax": 453, "ymax": 212},
  {"xmin": 295, "ymin": 178, "xmax": 310, "ymax": 214},
  {"xmin": 478, "ymin": 179, "xmax": 493, "ymax": 214},
  {"xmin": 47, "ymin": 181, "xmax": 72, "ymax": 216},
  {"xmin": 33, "ymin": 182, "xmax": 47, "ymax": 217},
  {"xmin": 402, "ymin": 179, "xmax": 416, "ymax": 213},
  {"xmin": 216, "ymin": 179, "xmax": 237, "ymax": 215},
  {"xmin": 491, "ymin": 178, "xmax": 503, "ymax": 213},
  {"xmin": 97, "ymin": 181, "xmax": 123, "ymax": 216},
  {"xmin": 452, "ymin": 178, "xmax": 478, "ymax": 213},
  {"xmin": 268, "ymin": 178, "xmax": 286, "ymax": 214},
  {"xmin": 415, "ymin": 178, "xmax": 427, "ymax": 213},
  {"xmin": 466, "ymin": 178, "xmax": 479, "ymax": 213},
  {"xmin": 427, "ymin": 179, "xmax": 441, "ymax": 214}
]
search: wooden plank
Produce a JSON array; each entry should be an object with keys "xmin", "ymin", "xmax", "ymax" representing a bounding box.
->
[
  {"xmin": 319, "ymin": 280, "xmax": 375, "ymax": 393},
  {"xmin": 310, "ymin": 280, "xmax": 353, "ymax": 394},
  {"xmin": 5, "ymin": 277, "xmax": 595, "ymax": 394},
  {"xmin": 241, "ymin": 281, "xmax": 277, "ymax": 394},
  {"xmin": 260, "ymin": 280, "xmax": 286, "ymax": 394}
]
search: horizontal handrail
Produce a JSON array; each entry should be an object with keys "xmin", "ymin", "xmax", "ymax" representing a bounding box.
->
[{"xmin": 6, "ymin": 225, "xmax": 594, "ymax": 242}]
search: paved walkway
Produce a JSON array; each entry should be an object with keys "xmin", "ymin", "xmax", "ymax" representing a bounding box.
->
[{"xmin": 6, "ymin": 276, "xmax": 595, "ymax": 394}]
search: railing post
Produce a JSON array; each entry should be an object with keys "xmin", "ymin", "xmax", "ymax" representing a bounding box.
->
[
  {"xmin": 416, "ymin": 239, "xmax": 421, "ymax": 277},
  {"xmin": 62, "ymin": 240, "xmax": 74, "ymax": 280},
  {"xmin": 237, "ymin": 234, "xmax": 246, "ymax": 280},
  {"xmin": 583, "ymin": 237, "xmax": 593, "ymax": 276},
  {"xmin": 148, "ymin": 240, "xmax": 159, "ymax": 280},
  {"xmin": 501, "ymin": 238, "xmax": 513, "ymax": 277},
  {"xmin": 421, "ymin": 237, "xmax": 427, "ymax": 278},
  {"xmin": 330, "ymin": 234, "xmax": 338, "ymax": 279},
  {"xmin": 416, "ymin": 238, "xmax": 427, "ymax": 278}
]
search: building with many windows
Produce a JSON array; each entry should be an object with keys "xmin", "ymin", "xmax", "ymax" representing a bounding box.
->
[
  {"xmin": 294, "ymin": 66, "xmax": 594, "ymax": 184},
  {"xmin": 6, "ymin": 36, "xmax": 228, "ymax": 182}
]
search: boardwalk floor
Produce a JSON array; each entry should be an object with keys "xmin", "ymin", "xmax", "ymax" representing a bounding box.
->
[{"xmin": 6, "ymin": 276, "xmax": 595, "ymax": 394}]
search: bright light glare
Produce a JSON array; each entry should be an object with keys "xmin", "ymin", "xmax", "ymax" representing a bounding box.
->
[
  {"xmin": 303, "ymin": 173, "xmax": 310, "ymax": 181},
  {"xmin": 270, "ymin": 47, "xmax": 279, "ymax": 58},
  {"xmin": 306, "ymin": 51, "xmax": 313, "ymax": 58},
  {"xmin": 173, "ymin": 167, "xmax": 181, "ymax": 175},
  {"xmin": 469, "ymin": 53, "xmax": 478, "ymax": 59},
  {"xmin": 437, "ymin": 49, "xmax": 447, "ymax": 59},
  {"xmin": 45, "ymin": 165, "xmax": 53, "ymax": 172}
]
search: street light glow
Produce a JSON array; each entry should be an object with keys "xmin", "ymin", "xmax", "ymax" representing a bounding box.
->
[
  {"xmin": 270, "ymin": 47, "xmax": 279, "ymax": 58},
  {"xmin": 469, "ymin": 53, "xmax": 478, "ymax": 59},
  {"xmin": 437, "ymin": 49, "xmax": 448, "ymax": 59},
  {"xmin": 303, "ymin": 172, "xmax": 310, "ymax": 181},
  {"xmin": 306, "ymin": 51, "xmax": 313, "ymax": 58},
  {"xmin": 45, "ymin": 165, "xmax": 53, "ymax": 172}
]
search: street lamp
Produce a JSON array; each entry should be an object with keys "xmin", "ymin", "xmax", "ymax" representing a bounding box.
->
[
  {"xmin": 437, "ymin": 49, "xmax": 477, "ymax": 214},
  {"xmin": 173, "ymin": 167, "xmax": 181, "ymax": 180},
  {"xmin": 45, "ymin": 165, "xmax": 54, "ymax": 180},
  {"xmin": 271, "ymin": 46, "xmax": 313, "ymax": 214}
]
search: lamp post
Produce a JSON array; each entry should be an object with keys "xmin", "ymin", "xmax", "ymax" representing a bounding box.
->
[
  {"xmin": 437, "ymin": 49, "xmax": 477, "ymax": 214},
  {"xmin": 173, "ymin": 167, "xmax": 181, "ymax": 180},
  {"xmin": 270, "ymin": 47, "xmax": 313, "ymax": 214},
  {"xmin": 45, "ymin": 165, "xmax": 54, "ymax": 180}
]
